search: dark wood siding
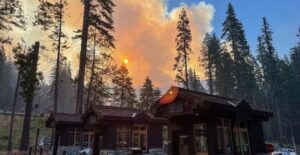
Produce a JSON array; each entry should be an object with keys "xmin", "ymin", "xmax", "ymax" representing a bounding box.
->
[
  {"xmin": 249, "ymin": 119, "xmax": 267, "ymax": 154},
  {"xmin": 148, "ymin": 125, "xmax": 163, "ymax": 148}
]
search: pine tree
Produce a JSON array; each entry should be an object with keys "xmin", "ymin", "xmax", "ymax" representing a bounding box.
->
[
  {"xmin": 222, "ymin": 3, "xmax": 257, "ymax": 99},
  {"xmin": 0, "ymin": 0, "xmax": 26, "ymax": 44},
  {"xmin": 49, "ymin": 58, "xmax": 76, "ymax": 113},
  {"xmin": 174, "ymin": 8, "xmax": 192, "ymax": 89},
  {"xmin": 288, "ymin": 27, "xmax": 300, "ymax": 143},
  {"xmin": 290, "ymin": 27, "xmax": 300, "ymax": 83},
  {"xmin": 215, "ymin": 50, "xmax": 235, "ymax": 97},
  {"xmin": 34, "ymin": 0, "xmax": 69, "ymax": 113},
  {"xmin": 85, "ymin": 28, "xmax": 115, "ymax": 109},
  {"xmin": 139, "ymin": 76, "xmax": 161, "ymax": 110},
  {"xmin": 258, "ymin": 17, "xmax": 279, "ymax": 92},
  {"xmin": 76, "ymin": 0, "xmax": 115, "ymax": 114},
  {"xmin": 290, "ymin": 27, "xmax": 300, "ymax": 104},
  {"xmin": 14, "ymin": 42, "xmax": 42, "ymax": 151},
  {"xmin": 111, "ymin": 64, "xmax": 136, "ymax": 108},
  {"xmin": 188, "ymin": 68, "xmax": 205, "ymax": 92},
  {"xmin": 201, "ymin": 33, "xmax": 224, "ymax": 94},
  {"xmin": 257, "ymin": 17, "xmax": 284, "ymax": 143},
  {"xmin": 201, "ymin": 33, "xmax": 214, "ymax": 94}
]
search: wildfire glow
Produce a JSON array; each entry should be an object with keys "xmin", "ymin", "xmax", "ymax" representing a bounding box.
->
[
  {"xmin": 124, "ymin": 59, "xmax": 129, "ymax": 64},
  {"xmin": 159, "ymin": 86, "xmax": 179, "ymax": 104}
]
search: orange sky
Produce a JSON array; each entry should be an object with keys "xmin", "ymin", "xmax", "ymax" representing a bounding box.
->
[{"xmin": 10, "ymin": 0, "xmax": 215, "ymax": 91}]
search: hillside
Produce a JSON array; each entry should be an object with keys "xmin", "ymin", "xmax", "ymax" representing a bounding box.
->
[{"xmin": 0, "ymin": 113, "xmax": 51, "ymax": 152}]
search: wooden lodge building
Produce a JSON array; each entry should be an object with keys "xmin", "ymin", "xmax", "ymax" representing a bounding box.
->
[
  {"xmin": 151, "ymin": 86, "xmax": 272, "ymax": 155},
  {"xmin": 46, "ymin": 86, "xmax": 272, "ymax": 155},
  {"xmin": 46, "ymin": 105, "xmax": 167, "ymax": 154}
]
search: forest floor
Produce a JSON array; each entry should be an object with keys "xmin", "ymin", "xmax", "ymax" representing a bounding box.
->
[{"xmin": 0, "ymin": 114, "xmax": 51, "ymax": 153}]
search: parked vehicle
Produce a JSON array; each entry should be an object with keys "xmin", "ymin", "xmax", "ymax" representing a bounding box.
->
[{"xmin": 272, "ymin": 148, "xmax": 297, "ymax": 155}]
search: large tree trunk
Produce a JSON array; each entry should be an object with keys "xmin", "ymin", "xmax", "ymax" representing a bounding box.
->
[
  {"xmin": 20, "ymin": 41, "xmax": 40, "ymax": 151},
  {"xmin": 86, "ymin": 34, "xmax": 96, "ymax": 110},
  {"xmin": 184, "ymin": 53, "xmax": 189, "ymax": 89},
  {"xmin": 54, "ymin": 0, "xmax": 63, "ymax": 113},
  {"xmin": 275, "ymin": 98, "xmax": 283, "ymax": 144},
  {"xmin": 208, "ymin": 55, "xmax": 213, "ymax": 94},
  {"xmin": 76, "ymin": 0, "xmax": 90, "ymax": 114}
]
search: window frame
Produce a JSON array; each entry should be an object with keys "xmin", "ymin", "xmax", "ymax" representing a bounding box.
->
[
  {"xmin": 116, "ymin": 125, "xmax": 131, "ymax": 149},
  {"xmin": 132, "ymin": 124, "xmax": 148, "ymax": 150},
  {"xmin": 193, "ymin": 123, "xmax": 208, "ymax": 153},
  {"xmin": 82, "ymin": 129, "xmax": 94, "ymax": 148},
  {"xmin": 69, "ymin": 128, "xmax": 82, "ymax": 146},
  {"xmin": 216, "ymin": 118, "xmax": 233, "ymax": 154}
]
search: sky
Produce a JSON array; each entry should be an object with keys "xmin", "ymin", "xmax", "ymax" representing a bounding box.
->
[
  {"xmin": 168, "ymin": 0, "xmax": 300, "ymax": 57},
  {"xmin": 9, "ymin": 0, "xmax": 300, "ymax": 92}
]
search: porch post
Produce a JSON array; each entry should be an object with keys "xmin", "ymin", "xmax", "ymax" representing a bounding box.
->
[
  {"xmin": 53, "ymin": 134, "xmax": 59, "ymax": 155},
  {"xmin": 207, "ymin": 110, "xmax": 217, "ymax": 155},
  {"xmin": 231, "ymin": 117, "xmax": 237, "ymax": 155},
  {"xmin": 93, "ymin": 125, "xmax": 100, "ymax": 155},
  {"xmin": 93, "ymin": 133, "xmax": 99, "ymax": 155}
]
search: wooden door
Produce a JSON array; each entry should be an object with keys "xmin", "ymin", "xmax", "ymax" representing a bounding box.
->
[{"xmin": 179, "ymin": 135, "xmax": 189, "ymax": 155}]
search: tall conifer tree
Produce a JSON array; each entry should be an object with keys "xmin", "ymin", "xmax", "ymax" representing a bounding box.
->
[
  {"xmin": 112, "ymin": 64, "xmax": 136, "ymax": 108},
  {"xmin": 188, "ymin": 68, "xmax": 205, "ymax": 92},
  {"xmin": 34, "ymin": 0, "xmax": 69, "ymax": 113},
  {"xmin": 201, "ymin": 33, "xmax": 215, "ymax": 94},
  {"xmin": 174, "ymin": 8, "xmax": 192, "ymax": 89},
  {"xmin": 14, "ymin": 42, "xmax": 42, "ymax": 151},
  {"xmin": 222, "ymin": 3, "xmax": 257, "ymax": 99},
  {"xmin": 139, "ymin": 77, "xmax": 161, "ymax": 110},
  {"xmin": 257, "ymin": 17, "xmax": 283, "ymax": 143},
  {"xmin": 76, "ymin": 0, "xmax": 115, "ymax": 114}
]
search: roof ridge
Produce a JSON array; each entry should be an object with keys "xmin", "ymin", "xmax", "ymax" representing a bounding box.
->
[
  {"xmin": 173, "ymin": 86, "xmax": 236, "ymax": 101},
  {"xmin": 93, "ymin": 104, "xmax": 141, "ymax": 111}
]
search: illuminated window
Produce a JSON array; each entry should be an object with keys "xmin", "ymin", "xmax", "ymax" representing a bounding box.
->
[
  {"xmin": 216, "ymin": 118, "xmax": 233, "ymax": 154},
  {"xmin": 193, "ymin": 123, "xmax": 208, "ymax": 153},
  {"xmin": 116, "ymin": 125, "xmax": 131, "ymax": 148},
  {"xmin": 132, "ymin": 125, "xmax": 148, "ymax": 150}
]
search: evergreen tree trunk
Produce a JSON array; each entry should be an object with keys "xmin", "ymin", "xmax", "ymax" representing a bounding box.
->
[
  {"xmin": 20, "ymin": 41, "xmax": 40, "ymax": 151},
  {"xmin": 275, "ymin": 98, "xmax": 283, "ymax": 144},
  {"xmin": 208, "ymin": 60, "xmax": 213, "ymax": 94},
  {"xmin": 86, "ymin": 34, "xmax": 96, "ymax": 110},
  {"xmin": 231, "ymin": 37, "xmax": 241, "ymax": 96},
  {"xmin": 184, "ymin": 54, "xmax": 189, "ymax": 89},
  {"xmin": 54, "ymin": 0, "xmax": 63, "ymax": 113},
  {"xmin": 76, "ymin": 0, "xmax": 90, "ymax": 114},
  {"xmin": 7, "ymin": 71, "xmax": 21, "ymax": 154},
  {"xmin": 121, "ymin": 76, "xmax": 124, "ymax": 107}
]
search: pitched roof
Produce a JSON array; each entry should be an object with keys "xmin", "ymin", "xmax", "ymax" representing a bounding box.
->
[
  {"xmin": 46, "ymin": 113, "xmax": 82, "ymax": 127},
  {"xmin": 153, "ymin": 86, "xmax": 272, "ymax": 117},
  {"xmin": 83, "ymin": 105, "xmax": 166, "ymax": 123},
  {"xmin": 90, "ymin": 105, "xmax": 140, "ymax": 118},
  {"xmin": 177, "ymin": 87, "xmax": 240, "ymax": 107}
]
